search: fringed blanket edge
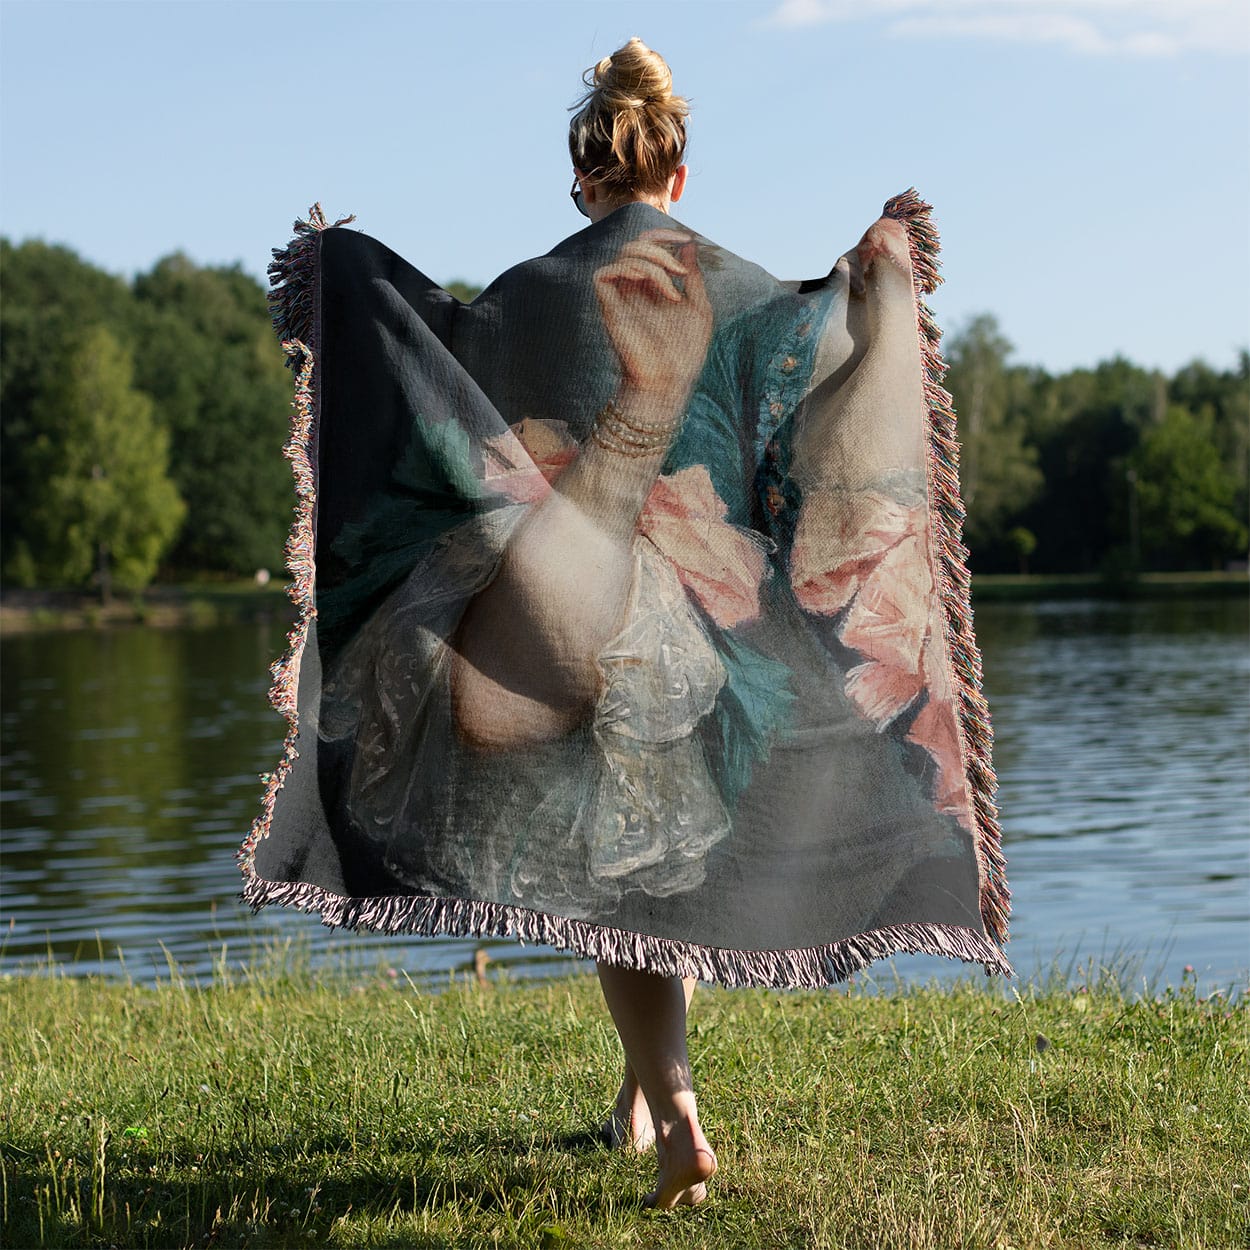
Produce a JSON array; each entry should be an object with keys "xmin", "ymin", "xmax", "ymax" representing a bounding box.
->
[{"xmin": 883, "ymin": 189, "xmax": 1011, "ymax": 950}]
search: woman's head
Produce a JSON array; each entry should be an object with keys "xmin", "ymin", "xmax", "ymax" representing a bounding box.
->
[{"xmin": 568, "ymin": 37, "xmax": 688, "ymax": 212}]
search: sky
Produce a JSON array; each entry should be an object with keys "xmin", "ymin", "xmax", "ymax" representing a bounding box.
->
[{"xmin": 1, "ymin": 0, "xmax": 1247, "ymax": 376}]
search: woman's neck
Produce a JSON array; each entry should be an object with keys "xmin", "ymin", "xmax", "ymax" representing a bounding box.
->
[{"xmin": 587, "ymin": 194, "xmax": 670, "ymax": 224}]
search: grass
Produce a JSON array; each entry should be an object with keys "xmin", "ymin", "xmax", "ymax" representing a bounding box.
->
[{"xmin": 1, "ymin": 957, "xmax": 1246, "ymax": 1250}]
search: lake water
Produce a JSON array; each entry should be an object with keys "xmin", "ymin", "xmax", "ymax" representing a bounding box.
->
[{"xmin": 2, "ymin": 596, "xmax": 1247, "ymax": 995}]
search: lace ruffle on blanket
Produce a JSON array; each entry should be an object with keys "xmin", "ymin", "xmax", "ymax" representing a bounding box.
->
[{"xmin": 320, "ymin": 506, "xmax": 730, "ymax": 917}]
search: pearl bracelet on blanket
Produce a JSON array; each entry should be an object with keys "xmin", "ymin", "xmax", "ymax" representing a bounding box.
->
[{"xmin": 589, "ymin": 398, "xmax": 680, "ymax": 457}]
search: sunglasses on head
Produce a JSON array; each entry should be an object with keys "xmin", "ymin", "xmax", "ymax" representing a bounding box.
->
[{"xmin": 570, "ymin": 176, "xmax": 589, "ymax": 218}]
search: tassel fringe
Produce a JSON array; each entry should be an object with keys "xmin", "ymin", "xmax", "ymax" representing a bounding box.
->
[
  {"xmin": 237, "ymin": 198, "xmax": 1013, "ymax": 989},
  {"xmin": 883, "ymin": 188, "xmax": 1011, "ymax": 947},
  {"xmin": 240, "ymin": 871, "xmax": 1013, "ymax": 988},
  {"xmin": 237, "ymin": 204, "xmax": 343, "ymax": 902},
  {"xmin": 266, "ymin": 203, "xmax": 355, "ymax": 366}
]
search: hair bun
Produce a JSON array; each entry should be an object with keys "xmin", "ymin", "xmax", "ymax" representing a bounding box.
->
[
  {"xmin": 568, "ymin": 37, "xmax": 689, "ymax": 197},
  {"xmin": 594, "ymin": 36, "xmax": 673, "ymax": 109}
]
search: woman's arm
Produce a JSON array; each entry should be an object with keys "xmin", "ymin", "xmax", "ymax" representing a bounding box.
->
[{"xmin": 449, "ymin": 231, "xmax": 713, "ymax": 752}]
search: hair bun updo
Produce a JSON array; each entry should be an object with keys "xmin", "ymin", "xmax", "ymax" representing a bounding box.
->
[{"xmin": 568, "ymin": 37, "xmax": 689, "ymax": 198}]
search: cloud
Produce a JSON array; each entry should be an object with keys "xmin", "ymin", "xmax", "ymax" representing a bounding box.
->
[{"xmin": 765, "ymin": 0, "xmax": 1250, "ymax": 57}]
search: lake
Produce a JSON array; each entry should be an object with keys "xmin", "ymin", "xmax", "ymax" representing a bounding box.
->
[{"xmin": 2, "ymin": 595, "xmax": 1247, "ymax": 994}]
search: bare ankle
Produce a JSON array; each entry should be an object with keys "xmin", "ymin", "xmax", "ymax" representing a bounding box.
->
[
  {"xmin": 645, "ymin": 1115, "xmax": 718, "ymax": 1209},
  {"xmin": 602, "ymin": 1074, "xmax": 655, "ymax": 1151}
]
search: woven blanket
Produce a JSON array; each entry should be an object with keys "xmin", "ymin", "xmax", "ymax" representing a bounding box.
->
[{"xmin": 237, "ymin": 192, "xmax": 1012, "ymax": 987}]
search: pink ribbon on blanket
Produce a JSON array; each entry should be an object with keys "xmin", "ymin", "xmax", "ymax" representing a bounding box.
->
[{"xmin": 790, "ymin": 488, "xmax": 970, "ymax": 829}]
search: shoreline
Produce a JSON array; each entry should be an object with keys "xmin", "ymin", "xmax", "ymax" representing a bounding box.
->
[
  {"xmin": 0, "ymin": 582, "xmax": 293, "ymax": 635},
  {"xmin": 2, "ymin": 570, "xmax": 1245, "ymax": 635}
]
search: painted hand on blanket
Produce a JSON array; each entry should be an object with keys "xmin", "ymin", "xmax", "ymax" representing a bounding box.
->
[
  {"xmin": 594, "ymin": 228, "xmax": 713, "ymax": 406},
  {"xmin": 853, "ymin": 216, "xmax": 912, "ymax": 290},
  {"xmin": 448, "ymin": 231, "xmax": 712, "ymax": 753}
]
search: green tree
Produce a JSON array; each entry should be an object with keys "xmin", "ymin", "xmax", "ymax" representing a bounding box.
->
[
  {"xmin": 1020, "ymin": 357, "xmax": 1163, "ymax": 573},
  {"xmin": 22, "ymin": 327, "xmax": 185, "ymax": 596},
  {"xmin": 131, "ymin": 256, "xmax": 293, "ymax": 574},
  {"xmin": 942, "ymin": 315, "xmax": 1043, "ymax": 564},
  {"xmin": 1169, "ymin": 353, "xmax": 1250, "ymax": 536},
  {"xmin": 1006, "ymin": 526, "xmax": 1037, "ymax": 574},
  {"xmin": 1, "ymin": 239, "xmax": 139, "ymax": 580},
  {"xmin": 445, "ymin": 280, "xmax": 483, "ymax": 304},
  {"xmin": 1128, "ymin": 405, "xmax": 1247, "ymax": 570}
]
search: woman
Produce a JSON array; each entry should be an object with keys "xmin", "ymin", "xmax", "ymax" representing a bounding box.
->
[
  {"xmin": 242, "ymin": 36, "xmax": 1010, "ymax": 1214},
  {"xmin": 454, "ymin": 38, "xmax": 718, "ymax": 1208},
  {"xmin": 450, "ymin": 38, "xmax": 951, "ymax": 1205}
]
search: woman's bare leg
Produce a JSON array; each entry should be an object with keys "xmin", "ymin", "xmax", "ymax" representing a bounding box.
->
[
  {"xmin": 602, "ymin": 976, "xmax": 696, "ymax": 1151},
  {"xmin": 595, "ymin": 963, "xmax": 716, "ymax": 1207}
]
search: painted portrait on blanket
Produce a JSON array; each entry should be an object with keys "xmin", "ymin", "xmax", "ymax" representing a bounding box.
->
[{"xmin": 239, "ymin": 188, "xmax": 1009, "ymax": 985}]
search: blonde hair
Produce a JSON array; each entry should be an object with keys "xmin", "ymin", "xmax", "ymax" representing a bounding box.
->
[{"xmin": 568, "ymin": 37, "xmax": 689, "ymax": 198}]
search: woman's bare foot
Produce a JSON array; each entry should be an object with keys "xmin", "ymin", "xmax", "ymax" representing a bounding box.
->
[
  {"xmin": 644, "ymin": 1115, "xmax": 717, "ymax": 1209},
  {"xmin": 601, "ymin": 1073, "xmax": 655, "ymax": 1151}
]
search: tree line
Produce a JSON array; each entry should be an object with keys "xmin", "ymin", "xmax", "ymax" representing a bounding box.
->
[
  {"xmin": 944, "ymin": 315, "xmax": 1247, "ymax": 576},
  {"xmin": 2, "ymin": 240, "xmax": 295, "ymax": 596},
  {"xmin": 1, "ymin": 238, "xmax": 1246, "ymax": 596}
]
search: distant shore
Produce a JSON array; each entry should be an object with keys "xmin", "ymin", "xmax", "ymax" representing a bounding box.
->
[
  {"xmin": 1, "ymin": 570, "xmax": 1245, "ymax": 636},
  {"xmin": 964, "ymin": 568, "xmax": 1248, "ymax": 601},
  {"xmin": 0, "ymin": 581, "xmax": 293, "ymax": 635}
]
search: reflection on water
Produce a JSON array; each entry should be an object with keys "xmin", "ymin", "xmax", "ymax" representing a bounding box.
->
[{"xmin": 2, "ymin": 596, "xmax": 1247, "ymax": 991}]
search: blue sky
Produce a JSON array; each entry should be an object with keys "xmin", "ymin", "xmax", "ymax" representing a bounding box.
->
[{"xmin": 1, "ymin": 0, "xmax": 1246, "ymax": 374}]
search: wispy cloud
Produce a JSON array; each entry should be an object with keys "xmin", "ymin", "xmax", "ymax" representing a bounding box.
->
[{"xmin": 765, "ymin": 0, "xmax": 1249, "ymax": 57}]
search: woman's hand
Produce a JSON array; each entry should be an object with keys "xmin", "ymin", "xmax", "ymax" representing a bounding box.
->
[{"xmin": 594, "ymin": 228, "xmax": 713, "ymax": 400}]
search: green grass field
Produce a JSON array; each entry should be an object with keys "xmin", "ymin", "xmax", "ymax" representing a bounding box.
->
[{"xmin": 2, "ymin": 957, "xmax": 1246, "ymax": 1249}]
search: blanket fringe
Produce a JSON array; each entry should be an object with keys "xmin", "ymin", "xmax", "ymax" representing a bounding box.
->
[
  {"xmin": 237, "ymin": 203, "xmax": 347, "ymax": 891},
  {"xmin": 240, "ymin": 870, "xmax": 1012, "ymax": 988},
  {"xmin": 235, "ymin": 340, "xmax": 318, "ymax": 880},
  {"xmin": 883, "ymin": 188, "xmax": 1011, "ymax": 946},
  {"xmin": 238, "ymin": 198, "xmax": 1013, "ymax": 988},
  {"xmin": 266, "ymin": 203, "xmax": 355, "ymax": 365}
]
